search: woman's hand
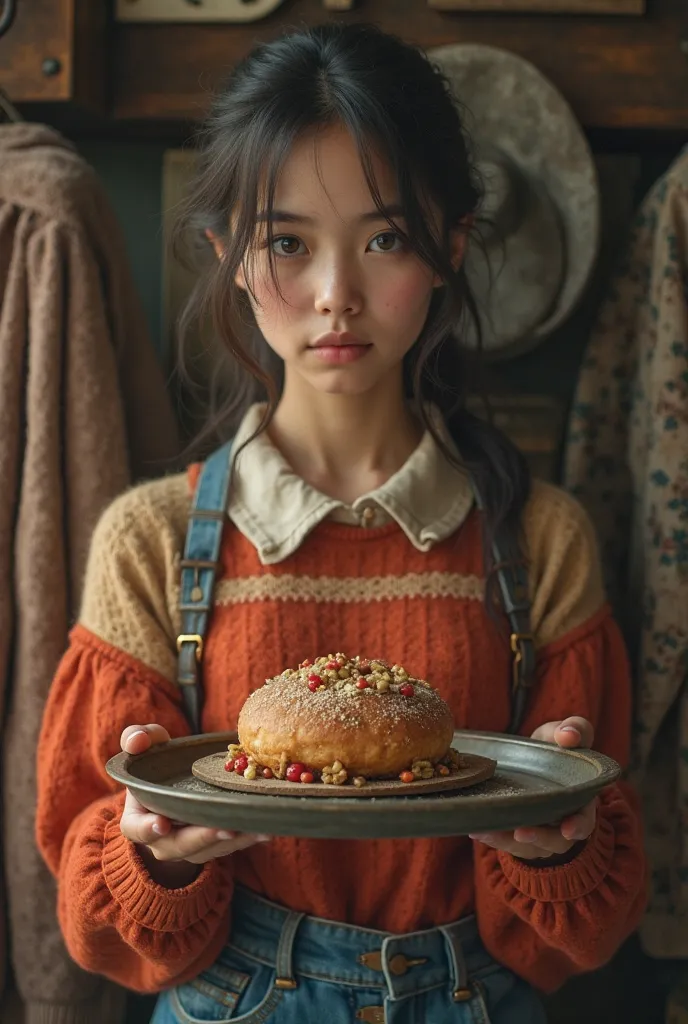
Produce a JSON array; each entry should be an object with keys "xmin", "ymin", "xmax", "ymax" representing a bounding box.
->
[
  {"xmin": 469, "ymin": 716, "xmax": 597, "ymax": 861},
  {"xmin": 120, "ymin": 724, "xmax": 270, "ymax": 888}
]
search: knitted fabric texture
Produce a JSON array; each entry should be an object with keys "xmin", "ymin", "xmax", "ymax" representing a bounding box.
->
[
  {"xmin": 0, "ymin": 123, "xmax": 180, "ymax": 1024},
  {"xmin": 37, "ymin": 471, "xmax": 646, "ymax": 995}
]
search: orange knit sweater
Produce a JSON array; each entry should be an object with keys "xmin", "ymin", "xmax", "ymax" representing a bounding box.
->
[{"xmin": 36, "ymin": 469, "xmax": 646, "ymax": 996}]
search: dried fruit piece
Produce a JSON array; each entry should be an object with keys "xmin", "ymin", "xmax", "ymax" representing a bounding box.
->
[
  {"xmin": 286, "ymin": 762, "xmax": 306, "ymax": 783},
  {"xmin": 356, "ymin": 678, "xmax": 369, "ymax": 690},
  {"xmin": 234, "ymin": 754, "xmax": 249, "ymax": 773},
  {"xmin": 262, "ymin": 767, "xmax": 274, "ymax": 779},
  {"xmin": 308, "ymin": 681, "xmax": 319, "ymax": 692},
  {"xmin": 244, "ymin": 765, "xmax": 257, "ymax": 781},
  {"xmin": 300, "ymin": 772, "xmax": 314, "ymax": 784},
  {"xmin": 400, "ymin": 771, "xmax": 415, "ymax": 784},
  {"xmin": 225, "ymin": 759, "xmax": 235, "ymax": 772},
  {"xmin": 353, "ymin": 776, "xmax": 367, "ymax": 788},
  {"xmin": 308, "ymin": 673, "xmax": 321, "ymax": 684},
  {"xmin": 438, "ymin": 765, "xmax": 450, "ymax": 776},
  {"xmin": 399, "ymin": 683, "xmax": 415, "ymax": 697}
]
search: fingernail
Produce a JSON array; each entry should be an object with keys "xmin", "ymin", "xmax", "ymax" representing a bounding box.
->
[
  {"xmin": 254, "ymin": 834, "xmax": 271, "ymax": 843},
  {"xmin": 516, "ymin": 830, "xmax": 537, "ymax": 843},
  {"xmin": 127, "ymin": 730, "xmax": 147, "ymax": 743},
  {"xmin": 216, "ymin": 830, "xmax": 234, "ymax": 840},
  {"xmin": 560, "ymin": 726, "xmax": 580, "ymax": 734},
  {"xmin": 468, "ymin": 834, "xmax": 490, "ymax": 842},
  {"xmin": 152, "ymin": 823, "xmax": 164, "ymax": 836}
]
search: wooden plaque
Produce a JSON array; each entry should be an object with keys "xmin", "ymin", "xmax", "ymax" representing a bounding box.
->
[{"xmin": 115, "ymin": 0, "xmax": 287, "ymax": 23}]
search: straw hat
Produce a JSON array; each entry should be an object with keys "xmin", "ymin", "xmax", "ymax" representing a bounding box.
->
[{"xmin": 428, "ymin": 43, "xmax": 600, "ymax": 359}]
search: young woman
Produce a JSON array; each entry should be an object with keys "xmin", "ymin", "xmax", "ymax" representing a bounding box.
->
[{"xmin": 36, "ymin": 22, "xmax": 646, "ymax": 1024}]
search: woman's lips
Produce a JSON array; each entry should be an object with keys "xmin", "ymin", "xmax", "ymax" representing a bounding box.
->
[
  {"xmin": 310, "ymin": 344, "xmax": 371, "ymax": 364},
  {"xmin": 309, "ymin": 332, "xmax": 372, "ymax": 364}
]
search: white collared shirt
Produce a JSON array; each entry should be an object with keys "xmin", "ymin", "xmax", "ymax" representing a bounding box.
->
[{"xmin": 228, "ymin": 405, "xmax": 474, "ymax": 564}]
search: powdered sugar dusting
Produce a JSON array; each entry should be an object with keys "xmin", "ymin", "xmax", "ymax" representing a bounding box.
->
[{"xmin": 240, "ymin": 654, "xmax": 452, "ymax": 738}]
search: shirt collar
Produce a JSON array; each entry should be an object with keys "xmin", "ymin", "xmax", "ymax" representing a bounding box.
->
[{"xmin": 227, "ymin": 404, "xmax": 474, "ymax": 565}]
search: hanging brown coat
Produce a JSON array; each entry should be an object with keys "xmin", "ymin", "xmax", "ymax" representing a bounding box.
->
[{"xmin": 0, "ymin": 123, "xmax": 180, "ymax": 1024}]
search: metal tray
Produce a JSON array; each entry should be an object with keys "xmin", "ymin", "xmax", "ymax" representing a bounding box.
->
[{"xmin": 105, "ymin": 730, "xmax": 620, "ymax": 839}]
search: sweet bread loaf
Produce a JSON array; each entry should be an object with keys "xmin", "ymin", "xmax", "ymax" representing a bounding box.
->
[{"xmin": 226, "ymin": 654, "xmax": 458, "ymax": 787}]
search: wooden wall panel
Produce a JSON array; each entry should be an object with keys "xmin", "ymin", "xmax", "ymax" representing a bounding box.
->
[
  {"xmin": 0, "ymin": 0, "xmax": 105, "ymax": 110},
  {"xmin": 111, "ymin": 0, "xmax": 688, "ymax": 130},
  {"xmin": 429, "ymin": 0, "xmax": 644, "ymax": 11}
]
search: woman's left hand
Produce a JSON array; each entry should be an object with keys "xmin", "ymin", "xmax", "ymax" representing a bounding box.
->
[{"xmin": 468, "ymin": 716, "xmax": 597, "ymax": 861}]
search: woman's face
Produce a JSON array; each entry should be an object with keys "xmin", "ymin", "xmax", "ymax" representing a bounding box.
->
[{"xmin": 235, "ymin": 125, "xmax": 453, "ymax": 399}]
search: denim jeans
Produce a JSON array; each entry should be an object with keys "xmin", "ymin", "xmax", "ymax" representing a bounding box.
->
[{"xmin": 151, "ymin": 886, "xmax": 546, "ymax": 1024}]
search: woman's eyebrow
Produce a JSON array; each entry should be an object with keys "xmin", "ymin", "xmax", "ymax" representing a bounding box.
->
[{"xmin": 256, "ymin": 204, "xmax": 405, "ymax": 224}]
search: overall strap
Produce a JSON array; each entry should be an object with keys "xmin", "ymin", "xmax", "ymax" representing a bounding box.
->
[
  {"xmin": 176, "ymin": 445, "xmax": 534, "ymax": 735},
  {"xmin": 472, "ymin": 481, "xmax": 535, "ymax": 734},
  {"xmin": 177, "ymin": 441, "xmax": 234, "ymax": 733}
]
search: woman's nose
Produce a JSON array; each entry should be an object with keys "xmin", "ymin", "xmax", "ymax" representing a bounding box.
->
[{"xmin": 313, "ymin": 262, "xmax": 363, "ymax": 317}]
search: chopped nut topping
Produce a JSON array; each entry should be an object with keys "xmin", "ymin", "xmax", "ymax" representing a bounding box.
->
[{"xmin": 274, "ymin": 654, "xmax": 437, "ymax": 702}]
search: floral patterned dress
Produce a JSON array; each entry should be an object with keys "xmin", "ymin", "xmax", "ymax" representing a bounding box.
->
[{"xmin": 563, "ymin": 147, "xmax": 688, "ymax": 959}]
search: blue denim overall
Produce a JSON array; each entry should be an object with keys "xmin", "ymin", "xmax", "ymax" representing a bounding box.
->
[
  {"xmin": 157, "ymin": 443, "xmax": 543, "ymax": 1024},
  {"xmin": 151, "ymin": 887, "xmax": 546, "ymax": 1024}
]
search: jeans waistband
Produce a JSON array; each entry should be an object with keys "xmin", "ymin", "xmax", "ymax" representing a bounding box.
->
[{"xmin": 229, "ymin": 886, "xmax": 492, "ymax": 1003}]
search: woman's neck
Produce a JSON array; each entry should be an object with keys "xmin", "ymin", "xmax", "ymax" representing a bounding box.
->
[{"xmin": 268, "ymin": 376, "xmax": 423, "ymax": 505}]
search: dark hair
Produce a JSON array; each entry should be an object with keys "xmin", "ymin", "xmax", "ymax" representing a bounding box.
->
[{"xmin": 174, "ymin": 21, "xmax": 531, "ymax": 608}]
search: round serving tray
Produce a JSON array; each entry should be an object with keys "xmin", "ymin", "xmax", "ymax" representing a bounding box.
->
[
  {"xmin": 191, "ymin": 751, "xmax": 497, "ymax": 798},
  {"xmin": 105, "ymin": 730, "xmax": 621, "ymax": 840}
]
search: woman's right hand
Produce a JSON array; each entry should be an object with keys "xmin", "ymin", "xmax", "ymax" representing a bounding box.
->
[{"xmin": 120, "ymin": 724, "xmax": 270, "ymax": 888}]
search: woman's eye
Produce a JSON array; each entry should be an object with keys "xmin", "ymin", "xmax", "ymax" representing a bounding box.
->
[
  {"xmin": 271, "ymin": 235, "xmax": 305, "ymax": 256},
  {"xmin": 368, "ymin": 231, "xmax": 403, "ymax": 253}
]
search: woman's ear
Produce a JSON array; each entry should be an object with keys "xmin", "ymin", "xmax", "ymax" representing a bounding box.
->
[
  {"xmin": 205, "ymin": 228, "xmax": 226, "ymax": 262},
  {"xmin": 205, "ymin": 228, "xmax": 247, "ymax": 291},
  {"xmin": 450, "ymin": 216, "xmax": 473, "ymax": 271},
  {"xmin": 433, "ymin": 217, "xmax": 472, "ymax": 287}
]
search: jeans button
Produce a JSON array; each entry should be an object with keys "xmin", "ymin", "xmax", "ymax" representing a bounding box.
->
[{"xmin": 453, "ymin": 986, "xmax": 472, "ymax": 1002}]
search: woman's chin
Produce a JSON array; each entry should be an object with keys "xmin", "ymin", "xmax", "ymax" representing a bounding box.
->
[{"xmin": 295, "ymin": 362, "xmax": 399, "ymax": 399}]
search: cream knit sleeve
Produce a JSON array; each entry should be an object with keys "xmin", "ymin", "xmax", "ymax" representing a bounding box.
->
[
  {"xmin": 79, "ymin": 472, "xmax": 191, "ymax": 681},
  {"xmin": 523, "ymin": 480, "xmax": 607, "ymax": 649}
]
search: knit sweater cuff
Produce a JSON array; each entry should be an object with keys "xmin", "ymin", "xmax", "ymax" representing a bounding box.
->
[
  {"xmin": 102, "ymin": 818, "xmax": 231, "ymax": 931},
  {"xmin": 497, "ymin": 814, "xmax": 616, "ymax": 901}
]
